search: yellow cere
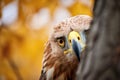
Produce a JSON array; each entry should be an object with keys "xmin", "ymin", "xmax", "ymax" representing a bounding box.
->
[
  {"xmin": 68, "ymin": 31, "xmax": 81, "ymax": 45},
  {"xmin": 68, "ymin": 31, "xmax": 86, "ymax": 52}
]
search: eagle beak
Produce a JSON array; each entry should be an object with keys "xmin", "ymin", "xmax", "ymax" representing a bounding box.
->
[
  {"xmin": 72, "ymin": 39, "xmax": 81, "ymax": 61},
  {"xmin": 64, "ymin": 31, "xmax": 86, "ymax": 61},
  {"xmin": 68, "ymin": 31, "xmax": 86, "ymax": 62}
]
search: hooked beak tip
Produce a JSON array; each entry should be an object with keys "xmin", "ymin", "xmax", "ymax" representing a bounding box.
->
[{"xmin": 72, "ymin": 39, "xmax": 81, "ymax": 61}]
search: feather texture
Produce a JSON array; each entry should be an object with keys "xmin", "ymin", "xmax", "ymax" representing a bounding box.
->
[{"xmin": 40, "ymin": 15, "xmax": 92, "ymax": 80}]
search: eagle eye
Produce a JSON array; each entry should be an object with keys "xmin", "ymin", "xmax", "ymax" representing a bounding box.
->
[{"xmin": 57, "ymin": 37, "xmax": 65, "ymax": 48}]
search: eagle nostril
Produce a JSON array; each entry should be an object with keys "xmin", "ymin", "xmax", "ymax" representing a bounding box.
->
[
  {"xmin": 77, "ymin": 37, "xmax": 80, "ymax": 40},
  {"xmin": 69, "ymin": 40, "xmax": 71, "ymax": 43}
]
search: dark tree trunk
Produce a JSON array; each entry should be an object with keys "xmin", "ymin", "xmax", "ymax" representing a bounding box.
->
[{"xmin": 77, "ymin": 0, "xmax": 120, "ymax": 80}]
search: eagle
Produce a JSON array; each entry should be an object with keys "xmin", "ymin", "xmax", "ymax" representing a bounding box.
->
[{"xmin": 39, "ymin": 15, "xmax": 92, "ymax": 80}]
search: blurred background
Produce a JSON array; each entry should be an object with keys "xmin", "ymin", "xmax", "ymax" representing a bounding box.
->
[{"xmin": 0, "ymin": 0, "xmax": 94, "ymax": 80}]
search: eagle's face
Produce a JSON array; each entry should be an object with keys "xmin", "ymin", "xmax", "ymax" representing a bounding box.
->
[
  {"xmin": 49, "ymin": 15, "xmax": 92, "ymax": 62},
  {"xmin": 50, "ymin": 28, "xmax": 86, "ymax": 61}
]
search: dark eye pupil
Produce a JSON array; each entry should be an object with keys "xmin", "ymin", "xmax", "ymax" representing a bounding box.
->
[
  {"xmin": 78, "ymin": 37, "xmax": 80, "ymax": 40},
  {"xmin": 60, "ymin": 39, "xmax": 63, "ymax": 43}
]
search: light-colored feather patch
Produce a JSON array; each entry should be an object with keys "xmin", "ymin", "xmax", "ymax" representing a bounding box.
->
[
  {"xmin": 46, "ymin": 67, "xmax": 54, "ymax": 80},
  {"xmin": 43, "ymin": 61, "xmax": 47, "ymax": 67}
]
